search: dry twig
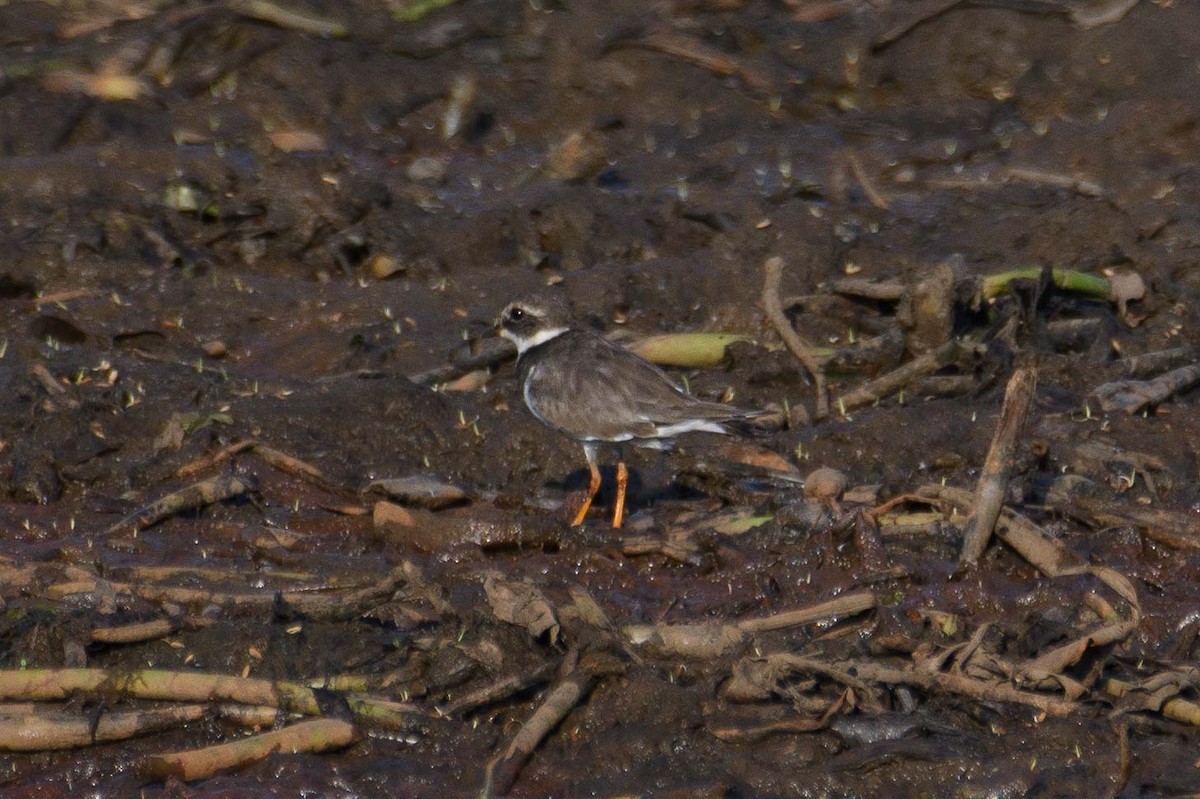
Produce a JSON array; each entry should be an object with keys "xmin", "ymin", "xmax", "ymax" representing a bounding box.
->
[
  {"xmin": 138, "ymin": 718, "xmax": 358, "ymax": 782},
  {"xmin": 103, "ymin": 475, "xmax": 258, "ymax": 537},
  {"xmin": 959, "ymin": 367, "xmax": 1037, "ymax": 566},
  {"xmin": 762, "ymin": 256, "xmax": 829, "ymax": 418}
]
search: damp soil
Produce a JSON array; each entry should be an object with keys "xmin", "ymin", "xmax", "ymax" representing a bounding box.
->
[{"xmin": 2, "ymin": 0, "xmax": 1200, "ymax": 796}]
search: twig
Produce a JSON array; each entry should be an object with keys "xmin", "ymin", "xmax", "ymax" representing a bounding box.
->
[
  {"xmin": 610, "ymin": 30, "xmax": 771, "ymax": 92},
  {"xmin": 826, "ymin": 277, "xmax": 905, "ymax": 301},
  {"xmin": 481, "ymin": 657, "xmax": 614, "ymax": 797},
  {"xmin": 1090, "ymin": 364, "xmax": 1200, "ymax": 415},
  {"xmin": 75, "ymin": 565, "xmax": 408, "ymax": 621},
  {"xmin": 176, "ymin": 440, "xmax": 255, "ymax": 478},
  {"xmin": 0, "ymin": 668, "xmax": 421, "ymax": 730},
  {"xmin": 29, "ymin": 363, "xmax": 67, "ymax": 396},
  {"xmin": 1004, "ymin": 166, "xmax": 1103, "ymax": 197},
  {"xmin": 1070, "ymin": 0, "xmax": 1139, "ymax": 30},
  {"xmin": 436, "ymin": 661, "xmax": 558, "ymax": 718},
  {"xmin": 103, "ymin": 475, "xmax": 258, "ymax": 537},
  {"xmin": 253, "ymin": 444, "xmax": 345, "ymax": 492},
  {"xmin": 736, "ymin": 593, "xmax": 877, "ymax": 634},
  {"xmin": 408, "ymin": 336, "xmax": 516, "ymax": 386},
  {"xmin": 623, "ymin": 592, "xmax": 876, "ymax": 658},
  {"xmin": 1104, "ymin": 677, "xmax": 1200, "ymax": 727},
  {"xmin": 1059, "ymin": 494, "xmax": 1200, "ymax": 551},
  {"xmin": 762, "ymin": 256, "xmax": 829, "ymax": 418},
  {"xmin": 90, "ymin": 618, "xmax": 180, "ymax": 645},
  {"xmin": 1117, "ymin": 346, "xmax": 1195, "ymax": 379},
  {"xmin": 959, "ymin": 367, "xmax": 1037, "ymax": 566},
  {"xmin": 836, "ymin": 339, "xmax": 964, "ymax": 412},
  {"xmin": 0, "ymin": 705, "xmax": 208, "ymax": 751},
  {"xmin": 137, "ymin": 718, "xmax": 358, "ymax": 782},
  {"xmin": 850, "ymin": 659, "xmax": 1078, "ymax": 716},
  {"xmin": 227, "ymin": 0, "xmax": 347, "ymax": 37},
  {"xmin": 846, "ymin": 151, "xmax": 889, "ymax": 210},
  {"xmin": 872, "ymin": 0, "xmax": 967, "ymax": 50}
]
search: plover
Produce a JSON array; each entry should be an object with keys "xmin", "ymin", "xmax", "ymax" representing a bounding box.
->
[{"xmin": 496, "ymin": 292, "xmax": 763, "ymax": 528}]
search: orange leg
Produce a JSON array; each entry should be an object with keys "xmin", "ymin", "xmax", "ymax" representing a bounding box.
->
[
  {"xmin": 611, "ymin": 460, "xmax": 628, "ymax": 528},
  {"xmin": 571, "ymin": 460, "xmax": 602, "ymax": 526}
]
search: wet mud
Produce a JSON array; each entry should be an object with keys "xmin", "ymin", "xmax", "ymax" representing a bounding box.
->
[{"xmin": 1, "ymin": 0, "xmax": 1200, "ymax": 796}]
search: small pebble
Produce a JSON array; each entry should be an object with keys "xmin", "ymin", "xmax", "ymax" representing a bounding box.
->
[{"xmin": 804, "ymin": 467, "xmax": 848, "ymax": 502}]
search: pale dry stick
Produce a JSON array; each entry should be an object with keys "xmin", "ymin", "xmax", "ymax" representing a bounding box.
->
[
  {"xmin": 108, "ymin": 566, "xmax": 405, "ymax": 621},
  {"xmin": 919, "ymin": 483, "xmax": 1142, "ymax": 683},
  {"xmin": 1117, "ymin": 346, "xmax": 1195, "ymax": 379},
  {"xmin": 0, "ymin": 668, "xmax": 421, "ymax": 730},
  {"xmin": 176, "ymin": 439, "xmax": 347, "ymax": 493},
  {"xmin": 436, "ymin": 661, "xmax": 558, "ymax": 718},
  {"xmin": 623, "ymin": 591, "xmax": 876, "ymax": 658},
  {"xmin": 620, "ymin": 535, "xmax": 703, "ymax": 567},
  {"xmin": 0, "ymin": 705, "xmax": 208, "ymax": 751},
  {"xmin": 1004, "ymin": 166, "xmax": 1103, "ymax": 198},
  {"xmin": 825, "ymin": 277, "xmax": 905, "ymax": 301},
  {"xmin": 1071, "ymin": 0, "xmax": 1139, "ymax": 29},
  {"xmin": 1104, "ymin": 677, "xmax": 1200, "ymax": 727},
  {"xmin": 137, "ymin": 718, "xmax": 358, "ymax": 782},
  {"xmin": 47, "ymin": 572, "xmax": 386, "ymax": 617},
  {"xmin": 959, "ymin": 367, "xmax": 1038, "ymax": 566},
  {"xmin": 1024, "ymin": 577, "xmax": 1141, "ymax": 676},
  {"xmin": 481, "ymin": 665, "xmax": 607, "ymax": 797},
  {"xmin": 1064, "ymin": 495, "xmax": 1200, "ymax": 551},
  {"xmin": 728, "ymin": 653, "xmax": 876, "ymax": 698},
  {"xmin": 736, "ymin": 592, "xmax": 877, "ymax": 634},
  {"xmin": 125, "ymin": 564, "xmax": 318, "ymax": 583},
  {"xmin": 852, "ymin": 660, "xmax": 1078, "ymax": 717},
  {"xmin": 102, "ymin": 475, "xmax": 258, "ymax": 537},
  {"xmin": 615, "ymin": 30, "xmax": 772, "ymax": 91},
  {"xmin": 1090, "ymin": 364, "xmax": 1200, "ymax": 415},
  {"xmin": 706, "ymin": 715, "xmax": 828, "ymax": 742},
  {"xmin": 836, "ymin": 339, "xmax": 963, "ymax": 412},
  {"xmin": 919, "ymin": 484, "xmax": 1068, "ymax": 573},
  {"xmin": 90, "ymin": 617, "xmax": 179, "ymax": 645},
  {"xmin": 872, "ymin": 0, "xmax": 967, "ymax": 49},
  {"xmin": 708, "ymin": 693, "xmax": 849, "ymax": 743},
  {"xmin": 176, "ymin": 440, "xmax": 256, "ymax": 478},
  {"xmin": 254, "ymin": 444, "xmax": 344, "ymax": 492},
  {"xmin": 29, "ymin": 363, "xmax": 67, "ymax": 396},
  {"xmin": 763, "ymin": 256, "xmax": 829, "ymax": 419},
  {"xmin": 228, "ymin": 0, "xmax": 348, "ymax": 36},
  {"xmin": 846, "ymin": 150, "xmax": 890, "ymax": 210},
  {"xmin": 33, "ymin": 289, "xmax": 102, "ymax": 306}
]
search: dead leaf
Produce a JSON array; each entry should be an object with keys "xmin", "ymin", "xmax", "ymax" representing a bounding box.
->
[
  {"xmin": 42, "ymin": 71, "xmax": 150, "ymax": 100},
  {"xmin": 268, "ymin": 129, "xmax": 328, "ymax": 153},
  {"xmin": 719, "ymin": 442, "xmax": 798, "ymax": 474},
  {"xmin": 484, "ymin": 575, "xmax": 559, "ymax": 643},
  {"xmin": 368, "ymin": 476, "xmax": 470, "ymax": 509},
  {"xmin": 153, "ymin": 413, "xmax": 188, "ymax": 453}
]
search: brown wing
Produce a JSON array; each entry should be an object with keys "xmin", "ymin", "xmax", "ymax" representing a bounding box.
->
[{"xmin": 521, "ymin": 331, "xmax": 742, "ymax": 442}]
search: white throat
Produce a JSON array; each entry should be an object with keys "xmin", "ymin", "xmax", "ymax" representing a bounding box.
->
[{"xmin": 501, "ymin": 326, "xmax": 568, "ymax": 355}]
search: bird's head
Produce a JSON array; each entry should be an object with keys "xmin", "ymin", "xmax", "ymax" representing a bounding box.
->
[{"xmin": 496, "ymin": 293, "xmax": 573, "ymax": 355}]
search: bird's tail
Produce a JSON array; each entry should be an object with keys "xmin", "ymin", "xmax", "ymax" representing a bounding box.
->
[{"xmin": 720, "ymin": 407, "xmax": 782, "ymax": 437}]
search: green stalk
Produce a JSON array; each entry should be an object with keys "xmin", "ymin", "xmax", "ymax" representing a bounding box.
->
[{"xmin": 981, "ymin": 268, "xmax": 1110, "ymax": 301}]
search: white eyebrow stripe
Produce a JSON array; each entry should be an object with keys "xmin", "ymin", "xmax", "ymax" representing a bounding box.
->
[{"xmin": 501, "ymin": 326, "xmax": 568, "ymax": 355}]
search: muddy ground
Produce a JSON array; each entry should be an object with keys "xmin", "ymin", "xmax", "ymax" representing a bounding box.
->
[{"xmin": 1, "ymin": 0, "xmax": 1199, "ymax": 796}]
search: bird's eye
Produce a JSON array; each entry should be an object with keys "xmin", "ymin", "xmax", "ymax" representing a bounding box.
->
[{"xmin": 508, "ymin": 307, "xmax": 525, "ymax": 322}]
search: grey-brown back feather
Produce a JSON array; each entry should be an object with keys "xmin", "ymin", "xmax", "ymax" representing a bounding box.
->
[{"xmin": 518, "ymin": 330, "xmax": 751, "ymax": 443}]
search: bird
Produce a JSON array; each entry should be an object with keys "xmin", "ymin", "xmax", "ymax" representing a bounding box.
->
[{"xmin": 496, "ymin": 292, "xmax": 764, "ymax": 528}]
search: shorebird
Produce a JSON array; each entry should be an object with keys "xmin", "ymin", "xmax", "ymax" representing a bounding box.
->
[{"xmin": 496, "ymin": 292, "xmax": 763, "ymax": 528}]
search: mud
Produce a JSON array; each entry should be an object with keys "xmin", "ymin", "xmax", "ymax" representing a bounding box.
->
[{"xmin": 1, "ymin": 0, "xmax": 1199, "ymax": 796}]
